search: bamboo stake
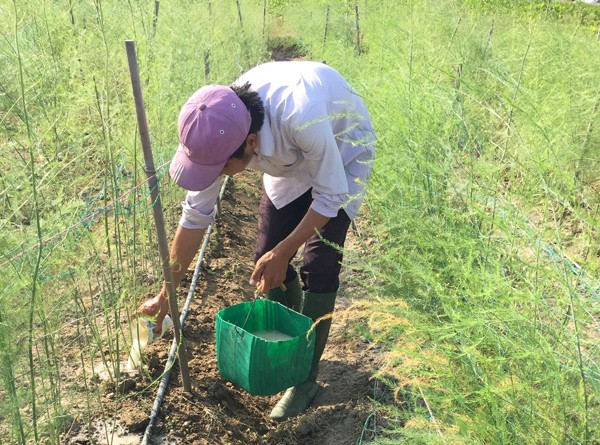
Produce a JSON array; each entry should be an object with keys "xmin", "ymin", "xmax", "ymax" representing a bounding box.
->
[
  {"xmin": 449, "ymin": 17, "xmax": 461, "ymax": 47},
  {"xmin": 323, "ymin": 4, "xmax": 330, "ymax": 53},
  {"xmin": 575, "ymin": 84, "xmax": 600, "ymax": 182},
  {"xmin": 204, "ymin": 50, "xmax": 210, "ymax": 80},
  {"xmin": 262, "ymin": 0, "xmax": 267, "ymax": 39},
  {"xmin": 152, "ymin": 0, "xmax": 160, "ymax": 37},
  {"xmin": 454, "ymin": 63, "xmax": 462, "ymax": 96},
  {"xmin": 14, "ymin": 0, "xmax": 40, "ymax": 440},
  {"xmin": 124, "ymin": 40, "xmax": 192, "ymax": 393},
  {"xmin": 68, "ymin": 0, "xmax": 75, "ymax": 25},
  {"xmin": 236, "ymin": 0, "xmax": 243, "ymax": 27},
  {"xmin": 355, "ymin": 5, "xmax": 361, "ymax": 56},
  {"xmin": 483, "ymin": 21, "xmax": 494, "ymax": 59}
]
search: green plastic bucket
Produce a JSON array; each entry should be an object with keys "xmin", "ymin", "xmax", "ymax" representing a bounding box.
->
[{"xmin": 215, "ymin": 299, "xmax": 315, "ymax": 396}]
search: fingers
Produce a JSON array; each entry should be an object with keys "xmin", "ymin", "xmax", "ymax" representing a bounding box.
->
[
  {"xmin": 136, "ymin": 297, "xmax": 169, "ymax": 336},
  {"xmin": 136, "ymin": 299, "xmax": 155, "ymax": 317},
  {"xmin": 154, "ymin": 312, "xmax": 165, "ymax": 336},
  {"xmin": 256, "ymin": 276, "xmax": 269, "ymax": 295},
  {"xmin": 136, "ymin": 295, "xmax": 169, "ymax": 320},
  {"xmin": 251, "ymin": 263, "xmax": 272, "ymax": 295},
  {"xmin": 250, "ymin": 251, "xmax": 286, "ymax": 294},
  {"xmin": 249, "ymin": 261, "xmax": 265, "ymax": 287},
  {"xmin": 255, "ymin": 271, "xmax": 280, "ymax": 295},
  {"xmin": 256, "ymin": 280, "xmax": 264, "ymax": 295}
]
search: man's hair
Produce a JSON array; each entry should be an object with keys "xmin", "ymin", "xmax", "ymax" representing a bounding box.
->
[{"xmin": 229, "ymin": 82, "xmax": 265, "ymax": 159}]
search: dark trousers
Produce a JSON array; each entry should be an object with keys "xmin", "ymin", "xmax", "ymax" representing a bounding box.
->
[{"xmin": 254, "ymin": 189, "xmax": 351, "ymax": 294}]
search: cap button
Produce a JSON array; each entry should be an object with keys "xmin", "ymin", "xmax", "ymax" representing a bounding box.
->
[{"xmin": 199, "ymin": 103, "xmax": 207, "ymax": 111}]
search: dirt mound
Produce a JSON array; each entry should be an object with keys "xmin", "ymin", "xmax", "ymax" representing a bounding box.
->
[{"xmin": 64, "ymin": 170, "xmax": 388, "ymax": 445}]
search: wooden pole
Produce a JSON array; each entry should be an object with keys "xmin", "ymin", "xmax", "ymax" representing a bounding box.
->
[
  {"xmin": 449, "ymin": 17, "xmax": 461, "ymax": 47},
  {"xmin": 323, "ymin": 4, "xmax": 330, "ymax": 51},
  {"xmin": 483, "ymin": 21, "xmax": 494, "ymax": 59},
  {"xmin": 124, "ymin": 40, "xmax": 192, "ymax": 393},
  {"xmin": 262, "ymin": 0, "xmax": 267, "ymax": 39},
  {"xmin": 204, "ymin": 50, "xmax": 210, "ymax": 81},
  {"xmin": 152, "ymin": 0, "xmax": 160, "ymax": 37},
  {"xmin": 68, "ymin": 0, "xmax": 75, "ymax": 25},
  {"xmin": 355, "ymin": 5, "xmax": 361, "ymax": 56},
  {"xmin": 236, "ymin": 0, "xmax": 243, "ymax": 27}
]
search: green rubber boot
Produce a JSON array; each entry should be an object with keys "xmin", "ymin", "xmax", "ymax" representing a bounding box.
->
[
  {"xmin": 267, "ymin": 275, "xmax": 303, "ymax": 312},
  {"xmin": 269, "ymin": 291, "xmax": 337, "ymax": 422}
]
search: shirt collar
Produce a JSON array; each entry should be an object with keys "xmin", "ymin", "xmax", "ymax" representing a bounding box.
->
[{"xmin": 257, "ymin": 113, "xmax": 274, "ymax": 157}]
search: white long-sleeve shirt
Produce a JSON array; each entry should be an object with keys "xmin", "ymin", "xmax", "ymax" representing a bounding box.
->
[{"xmin": 179, "ymin": 61, "xmax": 375, "ymax": 230}]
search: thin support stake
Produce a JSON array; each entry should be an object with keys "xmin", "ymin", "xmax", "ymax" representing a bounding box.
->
[
  {"xmin": 236, "ymin": 0, "xmax": 243, "ymax": 27},
  {"xmin": 262, "ymin": 0, "xmax": 267, "ymax": 39},
  {"xmin": 152, "ymin": 0, "xmax": 160, "ymax": 37},
  {"xmin": 124, "ymin": 40, "xmax": 192, "ymax": 394},
  {"xmin": 204, "ymin": 50, "xmax": 210, "ymax": 80},
  {"xmin": 449, "ymin": 16, "xmax": 461, "ymax": 47},
  {"xmin": 141, "ymin": 177, "xmax": 230, "ymax": 445},
  {"xmin": 454, "ymin": 63, "xmax": 463, "ymax": 98},
  {"xmin": 355, "ymin": 5, "xmax": 361, "ymax": 56},
  {"xmin": 323, "ymin": 4, "xmax": 330, "ymax": 55},
  {"xmin": 483, "ymin": 21, "xmax": 494, "ymax": 59}
]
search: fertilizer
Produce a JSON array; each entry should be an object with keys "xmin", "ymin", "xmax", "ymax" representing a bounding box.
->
[{"xmin": 252, "ymin": 329, "xmax": 293, "ymax": 342}]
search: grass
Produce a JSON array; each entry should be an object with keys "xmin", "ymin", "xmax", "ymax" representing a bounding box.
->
[{"xmin": 0, "ymin": 0, "xmax": 599, "ymax": 443}]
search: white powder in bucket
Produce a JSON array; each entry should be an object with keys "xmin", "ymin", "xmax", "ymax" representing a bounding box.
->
[{"xmin": 253, "ymin": 330, "xmax": 293, "ymax": 342}]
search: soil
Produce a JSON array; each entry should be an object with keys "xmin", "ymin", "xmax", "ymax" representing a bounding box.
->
[{"xmin": 63, "ymin": 169, "xmax": 390, "ymax": 445}]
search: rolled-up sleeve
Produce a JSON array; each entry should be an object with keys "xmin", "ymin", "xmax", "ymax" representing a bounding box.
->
[
  {"xmin": 309, "ymin": 191, "xmax": 347, "ymax": 218},
  {"xmin": 178, "ymin": 177, "xmax": 222, "ymax": 229}
]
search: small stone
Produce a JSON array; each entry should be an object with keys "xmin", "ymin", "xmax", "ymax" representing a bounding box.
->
[
  {"xmin": 116, "ymin": 378, "xmax": 136, "ymax": 394},
  {"xmin": 295, "ymin": 422, "xmax": 312, "ymax": 436},
  {"xmin": 120, "ymin": 410, "xmax": 149, "ymax": 433}
]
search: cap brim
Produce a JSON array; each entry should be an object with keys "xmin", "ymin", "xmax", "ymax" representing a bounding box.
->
[{"xmin": 169, "ymin": 144, "xmax": 226, "ymax": 191}]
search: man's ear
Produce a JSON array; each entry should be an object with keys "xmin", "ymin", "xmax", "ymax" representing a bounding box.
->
[{"xmin": 246, "ymin": 133, "xmax": 258, "ymax": 152}]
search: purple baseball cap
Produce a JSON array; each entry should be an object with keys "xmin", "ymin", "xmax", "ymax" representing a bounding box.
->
[{"xmin": 169, "ymin": 85, "xmax": 251, "ymax": 191}]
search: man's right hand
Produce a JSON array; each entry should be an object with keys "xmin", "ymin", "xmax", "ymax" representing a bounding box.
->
[
  {"xmin": 137, "ymin": 290, "xmax": 170, "ymax": 336},
  {"xmin": 134, "ymin": 225, "xmax": 205, "ymax": 336}
]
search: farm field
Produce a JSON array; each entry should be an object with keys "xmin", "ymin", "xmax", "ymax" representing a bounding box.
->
[{"xmin": 1, "ymin": 0, "xmax": 599, "ymax": 444}]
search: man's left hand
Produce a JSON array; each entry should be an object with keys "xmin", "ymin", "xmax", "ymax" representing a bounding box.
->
[{"xmin": 250, "ymin": 247, "xmax": 290, "ymax": 294}]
